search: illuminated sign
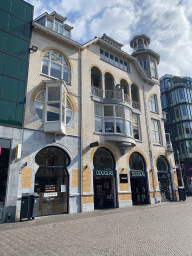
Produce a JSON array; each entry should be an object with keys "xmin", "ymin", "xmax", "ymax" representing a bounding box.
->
[
  {"xmin": 94, "ymin": 169, "xmax": 115, "ymax": 177},
  {"xmin": 130, "ymin": 170, "xmax": 146, "ymax": 178}
]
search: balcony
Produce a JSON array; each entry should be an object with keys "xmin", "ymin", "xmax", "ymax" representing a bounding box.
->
[
  {"xmin": 165, "ymin": 133, "xmax": 173, "ymax": 152},
  {"xmin": 91, "ymin": 86, "xmax": 140, "ymax": 110}
]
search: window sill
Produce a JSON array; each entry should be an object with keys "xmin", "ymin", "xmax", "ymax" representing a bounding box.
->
[
  {"xmin": 135, "ymin": 139, "xmax": 143, "ymax": 143},
  {"xmin": 153, "ymin": 143, "xmax": 164, "ymax": 147},
  {"xmin": 94, "ymin": 131, "xmax": 134, "ymax": 139}
]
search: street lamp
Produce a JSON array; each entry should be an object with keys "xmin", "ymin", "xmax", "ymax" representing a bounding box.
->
[{"xmin": 177, "ymin": 149, "xmax": 184, "ymax": 187}]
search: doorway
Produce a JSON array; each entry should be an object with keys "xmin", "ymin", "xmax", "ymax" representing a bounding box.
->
[
  {"xmin": 130, "ymin": 177, "xmax": 148, "ymax": 204},
  {"xmin": 0, "ymin": 148, "xmax": 10, "ymax": 221},
  {"xmin": 35, "ymin": 146, "xmax": 70, "ymax": 216}
]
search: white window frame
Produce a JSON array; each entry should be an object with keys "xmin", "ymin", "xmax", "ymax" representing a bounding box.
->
[
  {"xmin": 149, "ymin": 94, "xmax": 158, "ymax": 113},
  {"xmin": 151, "ymin": 119, "xmax": 161, "ymax": 145},
  {"xmin": 132, "ymin": 113, "xmax": 141, "ymax": 140},
  {"xmin": 41, "ymin": 50, "xmax": 71, "ymax": 84},
  {"xmin": 45, "ymin": 17, "xmax": 71, "ymax": 38},
  {"xmin": 150, "ymin": 59, "xmax": 157, "ymax": 78}
]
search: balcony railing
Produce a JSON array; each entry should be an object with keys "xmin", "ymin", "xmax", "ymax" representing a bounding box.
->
[{"xmin": 91, "ymin": 86, "xmax": 139, "ymax": 109}]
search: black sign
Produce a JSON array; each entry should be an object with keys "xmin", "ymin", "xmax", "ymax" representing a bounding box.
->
[
  {"xmin": 130, "ymin": 170, "xmax": 146, "ymax": 178},
  {"xmin": 90, "ymin": 142, "xmax": 99, "ymax": 148},
  {"xmin": 94, "ymin": 169, "xmax": 115, "ymax": 177},
  {"xmin": 119, "ymin": 174, "xmax": 128, "ymax": 183}
]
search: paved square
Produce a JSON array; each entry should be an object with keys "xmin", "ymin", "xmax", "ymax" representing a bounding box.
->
[{"xmin": 0, "ymin": 198, "xmax": 192, "ymax": 255}]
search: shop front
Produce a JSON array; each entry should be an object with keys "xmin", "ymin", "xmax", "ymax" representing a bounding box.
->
[
  {"xmin": 93, "ymin": 147, "xmax": 117, "ymax": 209},
  {"xmin": 129, "ymin": 152, "xmax": 149, "ymax": 205},
  {"xmin": 34, "ymin": 146, "xmax": 69, "ymax": 216},
  {"xmin": 157, "ymin": 156, "xmax": 172, "ymax": 202}
]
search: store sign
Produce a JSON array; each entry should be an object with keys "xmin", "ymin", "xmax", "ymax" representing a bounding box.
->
[
  {"xmin": 90, "ymin": 142, "xmax": 99, "ymax": 148},
  {"xmin": 120, "ymin": 174, "xmax": 128, "ymax": 183},
  {"xmin": 130, "ymin": 170, "xmax": 146, "ymax": 178},
  {"xmin": 44, "ymin": 192, "xmax": 57, "ymax": 197},
  {"xmin": 94, "ymin": 169, "xmax": 115, "ymax": 177}
]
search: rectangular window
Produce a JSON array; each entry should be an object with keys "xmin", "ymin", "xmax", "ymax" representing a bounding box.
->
[
  {"xmin": 100, "ymin": 49, "xmax": 104, "ymax": 60},
  {"xmin": 181, "ymin": 105, "xmax": 187, "ymax": 117},
  {"xmin": 105, "ymin": 52, "xmax": 109, "ymax": 62},
  {"xmin": 175, "ymin": 108, "xmax": 179, "ymax": 118},
  {"xmin": 188, "ymin": 141, "xmax": 192, "ymax": 154},
  {"xmin": 104, "ymin": 106, "xmax": 113, "ymax": 116},
  {"xmin": 95, "ymin": 117, "xmax": 102, "ymax": 132},
  {"xmin": 150, "ymin": 60, "xmax": 157, "ymax": 78},
  {"xmin": 178, "ymin": 124, "xmax": 182, "ymax": 135},
  {"xmin": 50, "ymin": 63, "xmax": 62, "ymax": 79},
  {"xmin": 116, "ymin": 119, "xmax": 124, "ymax": 133},
  {"xmin": 59, "ymin": 24, "xmax": 63, "ymax": 35},
  {"xmin": 139, "ymin": 59, "xmax": 148, "ymax": 69},
  {"xmin": 178, "ymin": 89, "xmax": 184, "ymax": 100},
  {"xmin": 184, "ymin": 122, "xmax": 190, "ymax": 134},
  {"xmin": 47, "ymin": 19, "xmax": 53, "ymax": 30},
  {"xmin": 105, "ymin": 119, "xmax": 114, "ymax": 133},
  {"xmin": 47, "ymin": 103, "xmax": 60, "ymax": 121},
  {"xmin": 132, "ymin": 114, "xmax": 140, "ymax": 140},
  {"xmin": 174, "ymin": 126, "xmax": 178, "ymax": 138},
  {"xmin": 115, "ymin": 57, "xmax": 119, "ymax": 67},
  {"xmin": 151, "ymin": 119, "xmax": 161, "ymax": 144},
  {"xmin": 124, "ymin": 62, "xmax": 128, "ymax": 71},
  {"xmin": 110, "ymin": 55, "xmax": 114, "ymax": 65},
  {"xmin": 95, "ymin": 103, "xmax": 102, "ymax": 117},
  {"xmin": 42, "ymin": 60, "xmax": 48, "ymax": 75},
  {"xmin": 181, "ymin": 143, "xmax": 185, "ymax": 154},
  {"xmin": 120, "ymin": 60, "xmax": 123, "ymax": 69}
]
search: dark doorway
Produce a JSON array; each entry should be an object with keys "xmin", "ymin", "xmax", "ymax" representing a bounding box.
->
[
  {"xmin": 94, "ymin": 177, "xmax": 115, "ymax": 209},
  {"xmin": 35, "ymin": 147, "xmax": 70, "ymax": 216},
  {"xmin": 129, "ymin": 152, "xmax": 149, "ymax": 205},
  {"xmin": 0, "ymin": 148, "xmax": 10, "ymax": 221}
]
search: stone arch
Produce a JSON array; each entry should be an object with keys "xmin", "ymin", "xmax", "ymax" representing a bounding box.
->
[
  {"xmin": 154, "ymin": 152, "xmax": 172, "ymax": 168},
  {"xmin": 89, "ymin": 64, "xmax": 103, "ymax": 73}
]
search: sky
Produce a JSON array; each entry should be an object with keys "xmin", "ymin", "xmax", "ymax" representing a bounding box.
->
[{"xmin": 25, "ymin": 0, "xmax": 192, "ymax": 78}]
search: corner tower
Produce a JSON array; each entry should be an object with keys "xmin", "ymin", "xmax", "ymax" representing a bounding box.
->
[{"xmin": 130, "ymin": 35, "xmax": 160, "ymax": 81}]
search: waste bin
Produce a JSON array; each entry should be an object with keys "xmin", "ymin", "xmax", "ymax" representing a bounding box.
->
[
  {"xmin": 178, "ymin": 187, "xmax": 186, "ymax": 201},
  {"xmin": 32, "ymin": 193, "xmax": 39, "ymax": 219},
  {"xmin": 20, "ymin": 193, "xmax": 34, "ymax": 221}
]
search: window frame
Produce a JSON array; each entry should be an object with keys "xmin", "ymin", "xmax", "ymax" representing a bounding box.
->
[
  {"xmin": 41, "ymin": 50, "xmax": 71, "ymax": 84},
  {"xmin": 151, "ymin": 119, "xmax": 162, "ymax": 145},
  {"xmin": 150, "ymin": 59, "xmax": 157, "ymax": 78},
  {"xmin": 149, "ymin": 94, "xmax": 158, "ymax": 113}
]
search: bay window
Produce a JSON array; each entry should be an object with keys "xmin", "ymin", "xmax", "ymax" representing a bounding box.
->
[{"xmin": 94, "ymin": 103, "xmax": 133, "ymax": 136}]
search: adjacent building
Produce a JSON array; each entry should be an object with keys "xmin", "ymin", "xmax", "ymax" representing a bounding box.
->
[
  {"xmin": 0, "ymin": 0, "xmax": 33, "ymax": 222},
  {"xmin": 0, "ymin": 7, "xmax": 179, "ymax": 222},
  {"xmin": 160, "ymin": 75, "xmax": 192, "ymax": 191}
]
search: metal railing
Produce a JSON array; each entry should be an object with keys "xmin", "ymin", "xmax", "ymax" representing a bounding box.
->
[{"xmin": 91, "ymin": 87, "xmax": 103, "ymax": 98}]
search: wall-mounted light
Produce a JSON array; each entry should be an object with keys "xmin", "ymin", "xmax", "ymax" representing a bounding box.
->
[
  {"xmin": 29, "ymin": 46, "xmax": 38, "ymax": 53},
  {"xmin": 85, "ymin": 165, "xmax": 88, "ymax": 169}
]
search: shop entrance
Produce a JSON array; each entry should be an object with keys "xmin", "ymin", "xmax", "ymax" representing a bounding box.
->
[
  {"xmin": 0, "ymin": 148, "xmax": 10, "ymax": 221},
  {"xmin": 93, "ymin": 147, "xmax": 117, "ymax": 210},
  {"xmin": 130, "ymin": 152, "xmax": 149, "ymax": 205},
  {"xmin": 157, "ymin": 156, "xmax": 172, "ymax": 202},
  {"xmin": 35, "ymin": 147, "xmax": 70, "ymax": 216}
]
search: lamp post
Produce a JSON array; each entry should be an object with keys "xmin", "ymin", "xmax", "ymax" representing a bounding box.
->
[{"xmin": 177, "ymin": 149, "xmax": 184, "ymax": 187}]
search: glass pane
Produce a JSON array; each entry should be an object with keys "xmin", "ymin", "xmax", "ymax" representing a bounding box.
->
[
  {"xmin": 47, "ymin": 103, "xmax": 60, "ymax": 121},
  {"xmin": 59, "ymin": 25, "xmax": 63, "ymax": 34},
  {"xmin": 95, "ymin": 104, "xmax": 102, "ymax": 116},
  {"xmin": 104, "ymin": 106, "xmax": 113, "ymax": 116},
  {"xmin": 105, "ymin": 52, "xmax": 109, "ymax": 62},
  {"xmin": 64, "ymin": 29, "xmax": 70, "ymax": 37},
  {"xmin": 129, "ymin": 152, "xmax": 144, "ymax": 170},
  {"xmin": 126, "ymin": 120, "xmax": 131, "ymax": 136},
  {"xmin": 115, "ymin": 106, "xmax": 123, "ymax": 118},
  {"xmin": 156, "ymin": 131, "xmax": 160, "ymax": 144},
  {"xmin": 124, "ymin": 62, "xmax": 128, "ymax": 71},
  {"xmin": 66, "ymin": 99, "xmax": 72, "ymax": 109},
  {"xmin": 42, "ymin": 60, "xmax": 48, "ymax": 75},
  {"xmin": 105, "ymin": 119, "xmax": 114, "ymax": 133},
  {"xmin": 116, "ymin": 119, "xmax": 124, "ymax": 133},
  {"xmin": 63, "ymin": 68, "xmax": 69, "ymax": 83},
  {"xmin": 133, "ymin": 126, "xmax": 139, "ymax": 139},
  {"xmin": 110, "ymin": 55, "xmax": 114, "ymax": 64},
  {"xmin": 115, "ymin": 57, "xmax": 119, "ymax": 67},
  {"xmin": 125, "ymin": 107, "xmax": 130, "ymax": 120},
  {"xmin": 66, "ymin": 110, "xmax": 72, "ymax": 124},
  {"xmin": 43, "ymin": 52, "xmax": 49, "ymax": 59},
  {"xmin": 34, "ymin": 102, "xmax": 43, "ymax": 120},
  {"xmin": 55, "ymin": 23, "xmax": 58, "ymax": 32},
  {"xmin": 36, "ymin": 90, "xmax": 45, "ymax": 102},
  {"xmin": 132, "ymin": 114, "xmax": 138, "ymax": 125},
  {"xmin": 51, "ymin": 52, "xmax": 62, "ymax": 63},
  {"xmin": 35, "ymin": 146, "xmax": 69, "ymax": 166},
  {"xmin": 152, "ymin": 130, "xmax": 156, "ymax": 143},
  {"xmin": 48, "ymin": 87, "xmax": 60, "ymax": 101},
  {"xmin": 95, "ymin": 117, "xmax": 102, "ymax": 132},
  {"xmin": 50, "ymin": 63, "xmax": 62, "ymax": 79},
  {"xmin": 157, "ymin": 156, "xmax": 168, "ymax": 172},
  {"xmin": 47, "ymin": 19, "xmax": 53, "ymax": 30},
  {"xmin": 120, "ymin": 60, "xmax": 123, "ymax": 69},
  {"xmin": 93, "ymin": 147, "xmax": 114, "ymax": 169}
]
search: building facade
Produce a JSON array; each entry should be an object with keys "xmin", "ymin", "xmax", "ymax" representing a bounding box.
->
[
  {"xmin": 160, "ymin": 75, "xmax": 192, "ymax": 191},
  {"xmin": 1, "ymin": 8, "xmax": 179, "ymax": 222},
  {"xmin": 0, "ymin": 0, "xmax": 33, "ymax": 222}
]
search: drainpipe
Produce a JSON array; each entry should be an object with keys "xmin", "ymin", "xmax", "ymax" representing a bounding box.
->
[
  {"xmin": 79, "ymin": 47, "xmax": 83, "ymax": 213},
  {"xmin": 142, "ymin": 81, "xmax": 158, "ymax": 204}
]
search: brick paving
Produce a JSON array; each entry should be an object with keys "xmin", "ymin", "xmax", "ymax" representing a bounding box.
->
[{"xmin": 0, "ymin": 198, "xmax": 192, "ymax": 256}]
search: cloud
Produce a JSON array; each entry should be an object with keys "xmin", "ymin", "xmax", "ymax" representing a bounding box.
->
[{"xmin": 25, "ymin": 0, "xmax": 192, "ymax": 77}]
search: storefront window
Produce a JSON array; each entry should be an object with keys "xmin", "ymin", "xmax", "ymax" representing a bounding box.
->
[
  {"xmin": 129, "ymin": 152, "xmax": 144, "ymax": 170},
  {"xmin": 93, "ymin": 148, "xmax": 114, "ymax": 170}
]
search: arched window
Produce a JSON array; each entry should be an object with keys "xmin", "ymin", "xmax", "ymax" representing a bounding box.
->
[
  {"xmin": 149, "ymin": 94, "xmax": 158, "ymax": 113},
  {"xmin": 34, "ymin": 89, "xmax": 73, "ymax": 124},
  {"xmin": 93, "ymin": 147, "xmax": 114, "ymax": 170},
  {"xmin": 131, "ymin": 84, "xmax": 140, "ymax": 110},
  {"xmin": 157, "ymin": 156, "xmax": 168, "ymax": 172},
  {"xmin": 129, "ymin": 152, "xmax": 145, "ymax": 170},
  {"xmin": 42, "ymin": 51, "xmax": 70, "ymax": 83}
]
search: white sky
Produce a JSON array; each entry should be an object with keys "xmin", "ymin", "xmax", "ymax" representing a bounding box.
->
[{"xmin": 26, "ymin": 0, "xmax": 192, "ymax": 78}]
